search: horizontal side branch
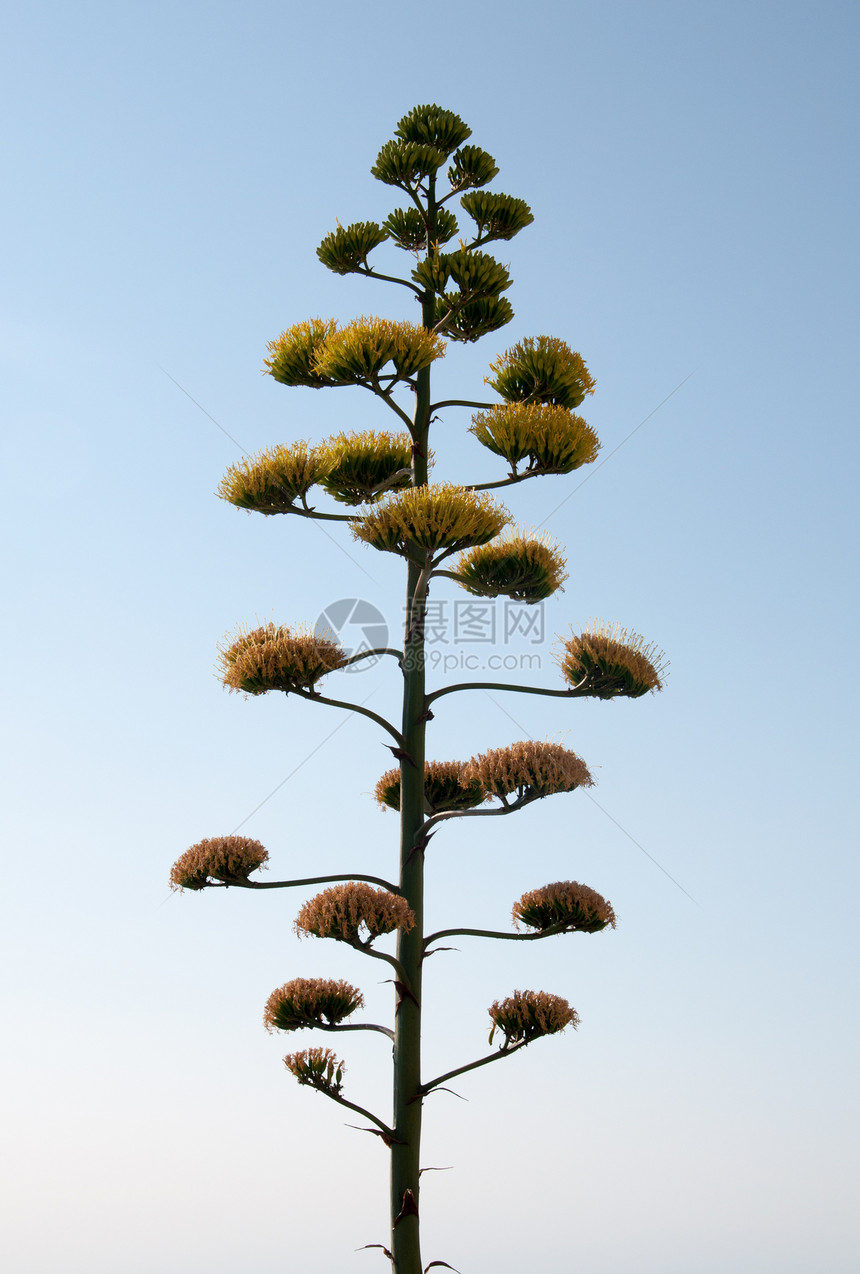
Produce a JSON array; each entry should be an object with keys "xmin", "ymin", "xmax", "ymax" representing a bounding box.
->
[
  {"xmin": 209, "ymin": 872, "xmax": 400, "ymax": 893},
  {"xmin": 421, "ymin": 1041, "xmax": 529, "ymax": 1094},
  {"xmin": 426, "ymin": 680, "xmax": 586, "ymax": 706},
  {"xmin": 308, "ymin": 1086, "xmax": 395, "ymax": 1138},
  {"xmin": 292, "ymin": 689, "xmax": 404, "ymax": 746},
  {"xmin": 423, "ymin": 921, "xmax": 568, "ymax": 950},
  {"xmin": 429, "ymin": 399, "xmax": 494, "ymax": 412},
  {"xmin": 312, "ymin": 1021, "xmax": 395, "ymax": 1042}
]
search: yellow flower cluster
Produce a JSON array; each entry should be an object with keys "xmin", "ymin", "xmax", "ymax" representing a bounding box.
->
[
  {"xmin": 486, "ymin": 336, "xmax": 596, "ymax": 410},
  {"xmin": 454, "ymin": 529, "xmax": 567, "ymax": 603},
  {"xmin": 320, "ymin": 430, "xmax": 414, "ymax": 505},
  {"xmin": 218, "ymin": 441, "xmax": 336, "ymax": 514},
  {"xmin": 264, "ymin": 317, "xmax": 338, "ymax": 388},
  {"xmin": 264, "ymin": 316, "xmax": 445, "ymax": 387},
  {"xmin": 470, "ymin": 402, "xmax": 600, "ymax": 474},
  {"xmin": 352, "ymin": 483, "xmax": 511, "ymax": 556}
]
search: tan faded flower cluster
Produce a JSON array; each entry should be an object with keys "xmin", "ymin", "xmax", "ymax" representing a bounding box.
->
[
  {"xmin": 169, "ymin": 836, "xmax": 268, "ymax": 891},
  {"xmin": 462, "ymin": 740, "xmax": 593, "ymax": 801},
  {"xmin": 488, "ymin": 990, "xmax": 579, "ymax": 1048},
  {"xmin": 513, "ymin": 881, "xmax": 617, "ymax": 934},
  {"xmin": 352, "ymin": 483, "xmax": 511, "ymax": 556},
  {"xmin": 559, "ymin": 620, "xmax": 667, "ymax": 698},
  {"xmin": 294, "ymin": 882, "xmax": 415, "ymax": 944},
  {"xmin": 219, "ymin": 623, "xmax": 347, "ymax": 695},
  {"xmin": 283, "ymin": 1047, "xmax": 345, "ymax": 1094},
  {"xmin": 263, "ymin": 978, "xmax": 364, "ymax": 1033},
  {"xmin": 374, "ymin": 759, "xmax": 487, "ymax": 814}
]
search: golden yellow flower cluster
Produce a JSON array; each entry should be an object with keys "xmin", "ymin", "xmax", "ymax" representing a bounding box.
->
[
  {"xmin": 264, "ymin": 316, "xmax": 445, "ymax": 387},
  {"xmin": 263, "ymin": 317, "xmax": 338, "ymax": 388},
  {"xmin": 470, "ymin": 402, "xmax": 599, "ymax": 474},
  {"xmin": 263, "ymin": 978, "xmax": 364, "ymax": 1033},
  {"xmin": 294, "ymin": 882, "xmax": 415, "ymax": 944},
  {"xmin": 169, "ymin": 836, "xmax": 268, "ymax": 891},
  {"xmin": 462, "ymin": 740, "xmax": 593, "ymax": 801},
  {"xmin": 455, "ymin": 529, "xmax": 567, "ymax": 603},
  {"xmin": 513, "ymin": 881, "xmax": 616, "ymax": 933},
  {"xmin": 486, "ymin": 336, "xmax": 596, "ymax": 410},
  {"xmin": 559, "ymin": 621, "xmax": 667, "ymax": 698},
  {"xmin": 352, "ymin": 483, "xmax": 511, "ymax": 556},
  {"xmin": 319, "ymin": 430, "xmax": 414, "ymax": 505},
  {"xmin": 488, "ymin": 990, "xmax": 579, "ymax": 1047},
  {"xmin": 218, "ymin": 442, "xmax": 336, "ymax": 514},
  {"xmin": 219, "ymin": 623, "xmax": 347, "ymax": 695}
]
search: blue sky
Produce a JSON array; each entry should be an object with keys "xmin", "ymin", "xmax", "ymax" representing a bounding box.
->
[{"xmin": 1, "ymin": 2, "xmax": 858, "ymax": 1272}]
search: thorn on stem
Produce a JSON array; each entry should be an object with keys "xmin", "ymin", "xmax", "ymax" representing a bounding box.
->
[
  {"xmin": 394, "ymin": 1188, "xmax": 419, "ymax": 1226},
  {"xmin": 356, "ymin": 1242, "xmax": 393, "ymax": 1262}
]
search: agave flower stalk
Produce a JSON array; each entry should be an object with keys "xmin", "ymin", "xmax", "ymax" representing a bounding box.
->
[{"xmin": 170, "ymin": 104, "xmax": 667, "ymax": 1274}]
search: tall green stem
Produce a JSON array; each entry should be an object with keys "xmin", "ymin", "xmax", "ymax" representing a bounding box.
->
[{"xmin": 390, "ymin": 226, "xmax": 436, "ymax": 1270}]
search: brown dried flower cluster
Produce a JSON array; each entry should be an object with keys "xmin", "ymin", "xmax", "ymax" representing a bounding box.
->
[
  {"xmin": 559, "ymin": 620, "xmax": 667, "ymax": 698},
  {"xmin": 374, "ymin": 759, "xmax": 487, "ymax": 814},
  {"xmin": 263, "ymin": 978, "xmax": 364, "ymax": 1033},
  {"xmin": 488, "ymin": 990, "xmax": 579, "ymax": 1048},
  {"xmin": 169, "ymin": 836, "xmax": 268, "ymax": 891},
  {"xmin": 462, "ymin": 740, "xmax": 593, "ymax": 802},
  {"xmin": 283, "ymin": 1047, "xmax": 345, "ymax": 1094},
  {"xmin": 513, "ymin": 881, "xmax": 617, "ymax": 934},
  {"xmin": 219, "ymin": 623, "xmax": 348, "ymax": 695},
  {"xmin": 294, "ymin": 882, "xmax": 415, "ymax": 944}
]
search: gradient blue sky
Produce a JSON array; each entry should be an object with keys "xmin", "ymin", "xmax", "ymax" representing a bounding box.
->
[{"xmin": 2, "ymin": 3, "xmax": 858, "ymax": 1272}]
